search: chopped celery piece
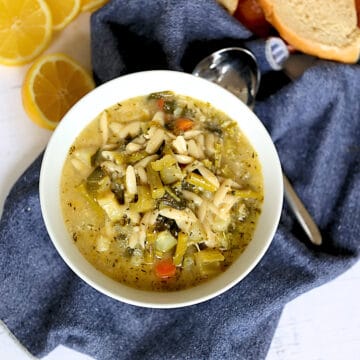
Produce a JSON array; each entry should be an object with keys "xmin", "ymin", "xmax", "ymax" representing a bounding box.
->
[
  {"xmin": 194, "ymin": 249, "xmax": 224, "ymax": 276},
  {"xmin": 173, "ymin": 232, "xmax": 188, "ymax": 266},
  {"xmin": 186, "ymin": 172, "xmax": 217, "ymax": 192},
  {"xmin": 112, "ymin": 152, "xmax": 126, "ymax": 166},
  {"xmin": 160, "ymin": 163, "xmax": 183, "ymax": 184},
  {"xmin": 151, "ymin": 154, "xmax": 176, "ymax": 171},
  {"xmin": 130, "ymin": 185, "xmax": 155, "ymax": 213},
  {"xmin": 146, "ymin": 164, "xmax": 165, "ymax": 199},
  {"xmin": 101, "ymin": 151, "xmax": 126, "ymax": 165},
  {"xmin": 233, "ymin": 189, "xmax": 262, "ymax": 200},
  {"xmin": 194, "ymin": 249, "xmax": 225, "ymax": 263},
  {"xmin": 144, "ymin": 246, "xmax": 154, "ymax": 264},
  {"xmin": 146, "ymin": 232, "xmax": 156, "ymax": 245},
  {"xmin": 155, "ymin": 230, "xmax": 177, "ymax": 253},
  {"xmin": 126, "ymin": 150, "xmax": 148, "ymax": 165},
  {"xmin": 162, "ymin": 143, "xmax": 175, "ymax": 156}
]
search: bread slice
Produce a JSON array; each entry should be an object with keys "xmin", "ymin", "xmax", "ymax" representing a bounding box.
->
[
  {"xmin": 217, "ymin": 0, "xmax": 239, "ymax": 14},
  {"xmin": 258, "ymin": 0, "xmax": 360, "ymax": 63}
]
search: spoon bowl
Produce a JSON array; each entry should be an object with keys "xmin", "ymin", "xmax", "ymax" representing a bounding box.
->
[{"xmin": 192, "ymin": 47, "xmax": 260, "ymax": 109}]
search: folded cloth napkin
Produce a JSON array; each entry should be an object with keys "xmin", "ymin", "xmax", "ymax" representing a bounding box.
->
[{"xmin": 1, "ymin": 1, "xmax": 360, "ymax": 359}]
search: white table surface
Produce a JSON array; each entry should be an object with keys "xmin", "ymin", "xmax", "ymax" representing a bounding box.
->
[{"xmin": 1, "ymin": 12, "xmax": 359, "ymax": 360}]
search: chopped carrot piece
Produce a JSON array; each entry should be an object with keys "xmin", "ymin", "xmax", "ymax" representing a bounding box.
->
[
  {"xmin": 157, "ymin": 98, "xmax": 165, "ymax": 110},
  {"xmin": 155, "ymin": 258, "xmax": 176, "ymax": 278},
  {"xmin": 174, "ymin": 117, "xmax": 194, "ymax": 132}
]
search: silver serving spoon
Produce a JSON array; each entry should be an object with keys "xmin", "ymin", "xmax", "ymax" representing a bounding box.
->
[{"xmin": 193, "ymin": 47, "xmax": 322, "ymax": 245}]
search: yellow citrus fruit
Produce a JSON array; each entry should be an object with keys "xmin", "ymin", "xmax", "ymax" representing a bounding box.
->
[
  {"xmin": 81, "ymin": 0, "xmax": 109, "ymax": 12},
  {"xmin": 46, "ymin": 0, "xmax": 81, "ymax": 31},
  {"xmin": 22, "ymin": 53, "xmax": 95, "ymax": 130},
  {"xmin": 0, "ymin": 0, "xmax": 52, "ymax": 66}
]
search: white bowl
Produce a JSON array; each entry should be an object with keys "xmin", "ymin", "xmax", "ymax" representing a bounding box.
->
[{"xmin": 40, "ymin": 70, "xmax": 283, "ymax": 308}]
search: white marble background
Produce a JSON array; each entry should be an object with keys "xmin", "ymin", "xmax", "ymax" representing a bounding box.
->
[{"xmin": 1, "ymin": 13, "xmax": 359, "ymax": 360}]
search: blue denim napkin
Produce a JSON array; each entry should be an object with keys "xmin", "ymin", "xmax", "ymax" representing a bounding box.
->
[{"xmin": 1, "ymin": 1, "xmax": 359, "ymax": 359}]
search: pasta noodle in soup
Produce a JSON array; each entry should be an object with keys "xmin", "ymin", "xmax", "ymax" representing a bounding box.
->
[{"xmin": 60, "ymin": 91, "xmax": 263, "ymax": 291}]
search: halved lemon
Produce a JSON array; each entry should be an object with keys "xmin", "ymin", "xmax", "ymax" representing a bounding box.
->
[
  {"xmin": 81, "ymin": 0, "xmax": 109, "ymax": 12},
  {"xmin": 22, "ymin": 53, "xmax": 95, "ymax": 130},
  {"xmin": 46, "ymin": 0, "xmax": 81, "ymax": 31},
  {"xmin": 0, "ymin": 0, "xmax": 52, "ymax": 66}
]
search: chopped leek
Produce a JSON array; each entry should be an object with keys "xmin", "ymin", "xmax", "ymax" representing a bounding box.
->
[
  {"xmin": 173, "ymin": 232, "xmax": 188, "ymax": 266},
  {"xmin": 130, "ymin": 185, "xmax": 156, "ymax": 213},
  {"xmin": 86, "ymin": 167, "xmax": 110, "ymax": 194},
  {"xmin": 186, "ymin": 172, "xmax": 218, "ymax": 192},
  {"xmin": 158, "ymin": 187, "xmax": 186, "ymax": 210},
  {"xmin": 146, "ymin": 164, "xmax": 165, "ymax": 199},
  {"xmin": 144, "ymin": 246, "xmax": 154, "ymax": 264},
  {"xmin": 148, "ymin": 91, "xmax": 174, "ymax": 99},
  {"xmin": 194, "ymin": 249, "xmax": 225, "ymax": 263},
  {"xmin": 164, "ymin": 186, "xmax": 181, "ymax": 202}
]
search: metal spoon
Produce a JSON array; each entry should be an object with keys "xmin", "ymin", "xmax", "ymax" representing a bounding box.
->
[{"xmin": 193, "ymin": 47, "xmax": 322, "ymax": 245}]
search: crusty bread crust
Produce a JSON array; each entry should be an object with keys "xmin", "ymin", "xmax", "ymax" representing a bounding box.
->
[{"xmin": 258, "ymin": 0, "xmax": 360, "ymax": 63}]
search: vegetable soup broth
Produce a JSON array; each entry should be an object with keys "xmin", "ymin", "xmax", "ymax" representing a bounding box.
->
[{"xmin": 60, "ymin": 92, "xmax": 263, "ymax": 291}]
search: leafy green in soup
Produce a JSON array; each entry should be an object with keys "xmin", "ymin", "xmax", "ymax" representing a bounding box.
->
[{"xmin": 60, "ymin": 91, "xmax": 263, "ymax": 291}]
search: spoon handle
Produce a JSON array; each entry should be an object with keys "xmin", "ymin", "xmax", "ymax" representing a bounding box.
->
[{"xmin": 283, "ymin": 174, "xmax": 322, "ymax": 245}]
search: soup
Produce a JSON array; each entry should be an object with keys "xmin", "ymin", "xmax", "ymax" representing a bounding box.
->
[{"xmin": 60, "ymin": 91, "xmax": 263, "ymax": 291}]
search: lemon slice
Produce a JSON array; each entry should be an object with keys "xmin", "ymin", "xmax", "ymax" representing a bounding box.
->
[
  {"xmin": 46, "ymin": 0, "xmax": 81, "ymax": 31},
  {"xmin": 22, "ymin": 53, "xmax": 95, "ymax": 130},
  {"xmin": 0, "ymin": 0, "xmax": 52, "ymax": 66},
  {"xmin": 81, "ymin": 0, "xmax": 109, "ymax": 12}
]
